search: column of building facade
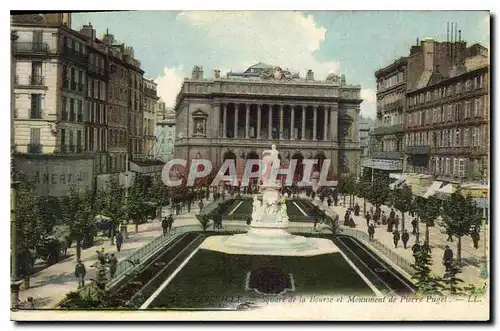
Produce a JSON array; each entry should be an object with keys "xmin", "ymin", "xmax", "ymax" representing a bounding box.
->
[
  {"xmin": 330, "ymin": 103, "xmax": 338, "ymax": 141},
  {"xmin": 290, "ymin": 105, "xmax": 295, "ymax": 140},
  {"xmin": 323, "ymin": 106, "xmax": 328, "ymax": 141},
  {"xmin": 279, "ymin": 105, "xmax": 284, "ymax": 140},
  {"xmin": 268, "ymin": 105, "xmax": 273, "ymax": 139},
  {"xmin": 245, "ymin": 104, "xmax": 250, "ymax": 138},
  {"xmin": 301, "ymin": 106, "xmax": 306, "ymax": 140},
  {"xmin": 222, "ymin": 103, "xmax": 228, "ymax": 138},
  {"xmin": 234, "ymin": 103, "xmax": 239, "ymax": 138},
  {"xmin": 257, "ymin": 104, "xmax": 262, "ymax": 139},
  {"xmin": 313, "ymin": 106, "xmax": 318, "ymax": 140}
]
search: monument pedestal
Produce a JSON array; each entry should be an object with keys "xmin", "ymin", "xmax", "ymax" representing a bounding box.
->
[{"xmin": 200, "ymin": 144, "xmax": 339, "ymax": 257}]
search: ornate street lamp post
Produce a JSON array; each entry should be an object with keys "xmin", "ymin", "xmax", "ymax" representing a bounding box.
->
[{"xmin": 480, "ymin": 188, "xmax": 488, "ymax": 279}]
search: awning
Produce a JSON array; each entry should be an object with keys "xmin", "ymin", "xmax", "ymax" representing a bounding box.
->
[
  {"xmin": 389, "ymin": 178, "xmax": 406, "ymax": 190},
  {"xmin": 437, "ymin": 183, "xmax": 457, "ymax": 194},
  {"xmin": 423, "ymin": 181, "xmax": 444, "ymax": 198}
]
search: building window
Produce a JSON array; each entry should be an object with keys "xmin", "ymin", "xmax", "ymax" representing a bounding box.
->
[
  {"xmin": 459, "ymin": 159, "xmax": 465, "ymax": 178},
  {"xmin": 69, "ymin": 130, "xmax": 74, "ymax": 152},
  {"xmin": 445, "ymin": 157, "xmax": 450, "ymax": 175},
  {"xmin": 455, "ymin": 129, "xmax": 461, "ymax": 147},
  {"xmin": 29, "ymin": 127, "xmax": 41, "ymax": 153},
  {"xmin": 61, "ymin": 96, "xmax": 68, "ymax": 120},
  {"xmin": 77, "ymin": 130, "xmax": 82, "ymax": 152},
  {"xmin": 69, "ymin": 99, "xmax": 75, "ymax": 121},
  {"xmin": 30, "ymin": 94, "xmax": 42, "ymax": 119},
  {"xmin": 464, "ymin": 100, "xmax": 470, "ymax": 118},
  {"xmin": 465, "ymin": 80, "xmax": 471, "ymax": 91},
  {"xmin": 60, "ymin": 128, "xmax": 66, "ymax": 151},
  {"xmin": 77, "ymin": 100, "xmax": 83, "ymax": 122},
  {"xmin": 478, "ymin": 75, "xmax": 483, "ymax": 88},
  {"xmin": 476, "ymin": 97, "xmax": 483, "ymax": 117},
  {"xmin": 464, "ymin": 128, "xmax": 471, "ymax": 147}
]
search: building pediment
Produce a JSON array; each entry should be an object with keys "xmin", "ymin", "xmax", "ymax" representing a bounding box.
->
[{"xmin": 191, "ymin": 109, "xmax": 208, "ymax": 118}]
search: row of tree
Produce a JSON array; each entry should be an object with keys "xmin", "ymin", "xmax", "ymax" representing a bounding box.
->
[
  {"xmin": 14, "ymin": 172, "xmax": 213, "ymax": 288},
  {"xmin": 336, "ymin": 173, "xmax": 484, "ymax": 264}
]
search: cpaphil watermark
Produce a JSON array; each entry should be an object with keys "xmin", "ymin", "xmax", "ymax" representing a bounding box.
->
[{"xmin": 161, "ymin": 158, "xmax": 338, "ymax": 187}]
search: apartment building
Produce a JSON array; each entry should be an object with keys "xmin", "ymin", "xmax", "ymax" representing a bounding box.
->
[
  {"xmin": 405, "ymin": 43, "xmax": 489, "ymax": 184},
  {"xmin": 127, "ymin": 50, "xmax": 145, "ymax": 158},
  {"xmin": 362, "ymin": 57, "xmax": 407, "ymax": 178},
  {"xmin": 143, "ymin": 78, "xmax": 159, "ymax": 157},
  {"xmin": 154, "ymin": 101, "xmax": 176, "ymax": 162},
  {"xmin": 11, "ymin": 13, "xmax": 95, "ymax": 196}
]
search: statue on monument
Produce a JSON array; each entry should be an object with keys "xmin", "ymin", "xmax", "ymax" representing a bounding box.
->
[
  {"xmin": 252, "ymin": 195, "xmax": 262, "ymax": 222},
  {"xmin": 261, "ymin": 144, "xmax": 280, "ymax": 186}
]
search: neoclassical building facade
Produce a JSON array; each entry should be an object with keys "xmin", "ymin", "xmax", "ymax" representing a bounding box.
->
[{"xmin": 174, "ymin": 63, "xmax": 363, "ymax": 181}]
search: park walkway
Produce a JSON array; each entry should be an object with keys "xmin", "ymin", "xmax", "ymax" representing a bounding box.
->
[
  {"xmin": 315, "ymin": 194, "xmax": 488, "ymax": 287},
  {"xmin": 17, "ymin": 196, "xmax": 210, "ymax": 309}
]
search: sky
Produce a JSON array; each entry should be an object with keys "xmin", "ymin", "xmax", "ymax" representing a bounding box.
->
[{"xmin": 72, "ymin": 10, "xmax": 489, "ymax": 119}]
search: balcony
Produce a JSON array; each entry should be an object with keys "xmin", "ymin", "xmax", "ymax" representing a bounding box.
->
[
  {"xmin": 371, "ymin": 123, "xmax": 404, "ymax": 136},
  {"xmin": 384, "ymin": 99, "xmax": 404, "ymax": 112},
  {"xmin": 372, "ymin": 151, "xmax": 403, "ymax": 160},
  {"xmin": 62, "ymin": 46, "xmax": 88, "ymax": 65},
  {"xmin": 144, "ymin": 87, "xmax": 158, "ymax": 98},
  {"xmin": 13, "ymin": 75, "xmax": 46, "ymax": 88},
  {"xmin": 406, "ymin": 145, "xmax": 430, "ymax": 155},
  {"xmin": 88, "ymin": 64, "xmax": 108, "ymax": 79},
  {"xmin": 27, "ymin": 143, "xmax": 42, "ymax": 154},
  {"xmin": 13, "ymin": 42, "xmax": 50, "ymax": 55}
]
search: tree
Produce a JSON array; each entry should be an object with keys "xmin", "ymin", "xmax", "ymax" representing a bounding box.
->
[
  {"xmin": 100, "ymin": 180, "xmax": 126, "ymax": 244},
  {"xmin": 355, "ymin": 178, "xmax": 371, "ymax": 215},
  {"xmin": 367, "ymin": 176, "xmax": 390, "ymax": 212},
  {"xmin": 337, "ymin": 174, "xmax": 356, "ymax": 207},
  {"xmin": 15, "ymin": 181, "xmax": 45, "ymax": 289},
  {"xmin": 61, "ymin": 187, "xmax": 94, "ymax": 261},
  {"xmin": 127, "ymin": 174, "xmax": 149, "ymax": 233},
  {"xmin": 390, "ymin": 184, "xmax": 413, "ymax": 232},
  {"xmin": 411, "ymin": 249, "xmax": 443, "ymax": 296},
  {"xmin": 415, "ymin": 195, "xmax": 442, "ymax": 244},
  {"xmin": 442, "ymin": 262, "xmax": 465, "ymax": 295},
  {"xmin": 441, "ymin": 189, "xmax": 482, "ymax": 265}
]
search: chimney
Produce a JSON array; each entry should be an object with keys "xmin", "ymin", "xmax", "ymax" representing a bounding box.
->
[
  {"xmin": 306, "ymin": 69, "xmax": 314, "ymax": 81},
  {"xmin": 79, "ymin": 22, "xmax": 96, "ymax": 42},
  {"xmin": 192, "ymin": 65, "xmax": 203, "ymax": 80},
  {"xmin": 213, "ymin": 69, "xmax": 220, "ymax": 79},
  {"xmin": 422, "ymin": 38, "xmax": 435, "ymax": 72}
]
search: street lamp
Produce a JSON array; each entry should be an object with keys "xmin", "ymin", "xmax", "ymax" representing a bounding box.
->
[
  {"xmin": 480, "ymin": 188, "xmax": 488, "ymax": 279},
  {"xmin": 11, "ymin": 181, "xmax": 23, "ymax": 309}
]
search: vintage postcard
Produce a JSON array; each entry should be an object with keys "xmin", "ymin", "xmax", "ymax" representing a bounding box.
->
[{"xmin": 9, "ymin": 10, "xmax": 490, "ymax": 321}]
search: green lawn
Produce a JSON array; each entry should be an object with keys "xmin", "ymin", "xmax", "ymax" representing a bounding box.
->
[{"xmin": 148, "ymin": 249, "xmax": 374, "ymax": 309}]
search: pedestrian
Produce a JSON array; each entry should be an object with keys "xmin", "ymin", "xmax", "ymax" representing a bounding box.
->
[
  {"xmin": 162, "ymin": 217, "xmax": 168, "ymax": 234},
  {"xmin": 108, "ymin": 253, "xmax": 118, "ymax": 279},
  {"xmin": 446, "ymin": 228, "xmax": 454, "ymax": 242},
  {"xmin": 402, "ymin": 229, "xmax": 410, "ymax": 249},
  {"xmin": 354, "ymin": 203, "xmax": 360, "ymax": 216},
  {"xmin": 381, "ymin": 211, "xmax": 387, "ymax": 225},
  {"xmin": 389, "ymin": 208, "xmax": 396, "ymax": 221},
  {"xmin": 168, "ymin": 214, "xmax": 174, "ymax": 232},
  {"xmin": 96, "ymin": 247, "xmax": 106, "ymax": 264},
  {"xmin": 344, "ymin": 211, "xmax": 350, "ymax": 226},
  {"xmin": 199, "ymin": 200, "xmax": 204, "ymax": 212},
  {"xmin": 411, "ymin": 218, "xmax": 418, "ymax": 235},
  {"xmin": 368, "ymin": 224, "xmax": 375, "ymax": 241},
  {"xmin": 187, "ymin": 200, "xmax": 191, "ymax": 213},
  {"xmin": 471, "ymin": 230, "xmax": 480, "ymax": 249},
  {"xmin": 327, "ymin": 197, "xmax": 332, "ymax": 207},
  {"xmin": 115, "ymin": 231, "xmax": 123, "ymax": 252},
  {"xmin": 369, "ymin": 206, "xmax": 374, "ymax": 218},
  {"xmin": 348, "ymin": 216, "xmax": 356, "ymax": 228},
  {"xmin": 365, "ymin": 212, "xmax": 371, "ymax": 227},
  {"xmin": 393, "ymin": 229, "xmax": 400, "ymax": 248},
  {"xmin": 74, "ymin": 260, "xmax": 86, "ymax": 289},
  {"xmin": 314, "ymin": 218, "xmax": 318, "ymax": 230},
  {"xmin": 26, "ymin": 297, "xmax": 35, "ymax": 309},
  {"xmin": 412, "ymin": 241, "xmax": 421, "ymax": 261},
  {"xmin": 394, "ymin": 214, "xmax": 400, "ymax": 231},
  {"xmin": 443, "ymin": 245, "xmax": 454, "ymax": 272}
]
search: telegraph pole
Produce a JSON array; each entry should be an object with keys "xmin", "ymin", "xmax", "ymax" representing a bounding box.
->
[{"xmin": 480, "ymin": 160, "xmax": 488, "ymax": 279}]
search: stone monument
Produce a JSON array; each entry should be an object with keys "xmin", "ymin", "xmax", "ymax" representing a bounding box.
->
[{"xmin": 200, "ymin": 145, "xmax": 339, "ymax": 256}]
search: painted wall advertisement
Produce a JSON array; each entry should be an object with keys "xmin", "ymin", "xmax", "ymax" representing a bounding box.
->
[{"xmin": 15, "ymin": 157, "xmax": 95, "ymax": 197}]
